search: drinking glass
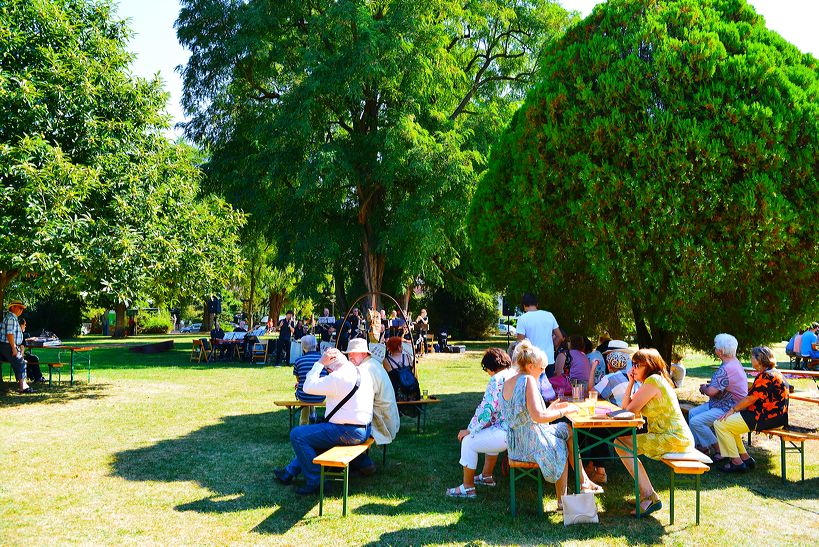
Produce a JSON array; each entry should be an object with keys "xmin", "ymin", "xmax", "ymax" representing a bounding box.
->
[{"xmin": 422, "ymin": 389, "xmax": 429, "ymax": 400}]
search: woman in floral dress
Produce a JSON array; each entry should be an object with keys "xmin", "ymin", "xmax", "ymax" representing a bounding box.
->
[
  {"xmin": 446, "ymin": 348, "xmax": 517, "ymax": 498},
  {"xmin": 614, "ymin": 348, "xmax": 696, "ymax": 517},
  {"xmin": 502, "ymin": 340, "xmax": 603, "ymax": 510}
]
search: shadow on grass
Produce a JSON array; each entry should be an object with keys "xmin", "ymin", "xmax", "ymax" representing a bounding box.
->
[{"xmin": 0, "ymin": 380, "xmax": 109, "ymax": 407}]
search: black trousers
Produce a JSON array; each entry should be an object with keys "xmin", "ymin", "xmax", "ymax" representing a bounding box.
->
[{"xmin": 276, "ymin": 338, "xmax": 291, "ymax": 364}]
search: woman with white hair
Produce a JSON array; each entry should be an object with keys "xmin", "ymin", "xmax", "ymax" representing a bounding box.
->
[
  {"xmin": 688, "ymin": 333, "xmax": 748, "ymax": 457},
  {"xmin": 501, "ymin": 340, "xmax": 602, "ymax": 510}
]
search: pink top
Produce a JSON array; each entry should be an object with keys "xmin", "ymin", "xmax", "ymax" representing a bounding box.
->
[
  {"xmin": 794, "ymin": 334, "xmax": 802, "ymax": 354},
  {"xmin": 568, "ymin": 349, "xmax": 591, "ymax": 383},
  {"xmin": 707, "ymin": 357, "xmax": 749, "ymax": 411}
]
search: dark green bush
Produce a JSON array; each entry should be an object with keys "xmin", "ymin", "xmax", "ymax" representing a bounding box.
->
[{"xmin": 24, "ymin": 293, "xmax": 84, "ymax": 339}]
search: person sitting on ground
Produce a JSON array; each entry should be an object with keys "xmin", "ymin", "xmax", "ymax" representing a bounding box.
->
[
  {"xmin": 567, "ymin": 334, "xmax": 591, "ymax": 390},
  {"xmin": 292, "ymin": 335, "xmax": 325, "ymax": 425},
  {"xmin": 669, "ymin": 350, "xmax": 687, "ymax": 388},
  {"xmin": 19, "ymin": 318, "xmax": 46, "ymax": 383},
  {"xmin": 714, "ymin": 346, "xmax": 789, "ymax": 472},
  {"xmin": 502, "ymin": 341, "xmax": 602, "ymax": 511},
  {"xmin": 384, "ymin": 336, "xmax": 421, "ymax": 403},
  {"xmin": 345, "ymin": 338, "xmax": 399, "ymax": 476},
  {"xmin": 688, "ymin": 333, "xmax": 748, "ymax": 458},
  {"xmin": 274, "ymin": 348, "xmax": 374, "ymax": 495},
  {"xmin": 613, "ymin": 348, "xmax": 696, "ymax": 517},
  {"xmin": 446, "ymin": 348, "xmax": 517, "ymax": 498},
  {"xmin": 0, "ymin": 301, "xmax": 34, "ymax": 393}
]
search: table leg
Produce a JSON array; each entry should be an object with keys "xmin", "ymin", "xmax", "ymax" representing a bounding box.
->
[
  {"xmin": 695, "ymin": 474, "xmax": 701, "ymax": 525},
  {"xmin": 319, "ymin": 465, "xmax": 325, "ymax": 516},
  {"xmin": 632, "ymin": 428, "xmax": 640, "ymax": 518},
  {"xmin": 70, "ymin": 350, "xmax": 75, "ymax": 386},
  {"xmin": 288, "ymin": 407, "xmax": 295, "ymax": 431},
  {"xmin": 669, "ymin": 468, "xmax": 675, "ymax": 525},
  {"xmin": 573, "ymin": 427, "xmax": 581, "ymax": 494}
]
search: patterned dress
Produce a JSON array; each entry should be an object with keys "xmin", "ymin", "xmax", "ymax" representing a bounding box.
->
[
  {"xmin": 637, "ymin": 374, "xmax": 696, "ymax": 459},
  {"xmin": 468, "ymin": 368, "xmax": 516, "ymax": 435},
  {"xmin": 503, "ymin": 376, "xmax": 570, "ymax": 482}
]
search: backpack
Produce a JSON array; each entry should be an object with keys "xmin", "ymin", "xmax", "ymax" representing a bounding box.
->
[{"xmin": 386, "ymin": 354, "xmax": 421, "ymax": 416}]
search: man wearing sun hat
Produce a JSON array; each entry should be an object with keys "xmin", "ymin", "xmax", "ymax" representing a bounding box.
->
[
  {"xmin": 345, "ymin": 337, "xmax": 400, "ymax": 476},
  {"xmin": 1, "ymin": 300, "xmax": 34, "ymax": 393},
  {"xmin": 273, "ymin": 345, "xmax": 374, "ymax": 495}
]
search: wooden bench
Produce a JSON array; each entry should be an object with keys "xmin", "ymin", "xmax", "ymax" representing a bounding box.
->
[
  {"xmin": 312, "ymin": 437, "xmax": 375, "ymax": 516},
  {"xmin": 661, "ymin": 459, "xmax": 709, "ymax": 525},
  {"xmin": 275, "ymin": 397, "xmax": 441, "ymax": 434},
  {"xmin": 760, "ymin": 428, "xmax": 818, "ymax": 483},
  {"xmin": 508, "ymin": 459, "xmax": 542, "ymax": 517}
]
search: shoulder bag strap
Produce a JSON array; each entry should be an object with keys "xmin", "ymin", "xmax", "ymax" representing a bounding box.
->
[{"xmin": 323, "ymin": 367, "xmax": 361, "ymax": 423}]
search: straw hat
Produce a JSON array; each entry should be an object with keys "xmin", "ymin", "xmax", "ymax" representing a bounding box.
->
[{"xmin": 7, "ymin": 300, "xmax": 26, "ymax": 311}]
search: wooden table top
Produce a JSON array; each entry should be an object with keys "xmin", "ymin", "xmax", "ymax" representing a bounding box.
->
[
  {"xmin": 744, "ymin": 367, "xmax": 819, "ymax": 378},
  {"xmin": 566, "ymin": 398, "xmax": 645, "ymax": 428},
  {"xmin": 790, "ymin": 392, "xmax": 819, "ymax": 405}
]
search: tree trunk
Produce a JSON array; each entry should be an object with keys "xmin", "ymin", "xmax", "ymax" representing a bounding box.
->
[
  {"xmin": 0, "ymin": 269, "xmax": 20, "ymax": 311},
  {"xmin": 648, "ymin": 321, "xmax": 675, "ymax": 366},
  {"xmin": 333, "ymin": 263, "xmax": 347, "ymax": 316},
  {"xmin": 401, "ymin": 285, "xmax": 412, "ymax": 313},
  {"xmin": 112, "ymin": 302, "xmax": 127, "ymax": 338},
  {"xmin": 269, "ymin": 289, "xmax": 285, "ymax": 325},
  {"xmin": 202, "ymin": 301, "xmax": 212, "ymax": 332},
  {"xmin": 631, "ymin": 304, "xmax": 653, "ymax": 348}
]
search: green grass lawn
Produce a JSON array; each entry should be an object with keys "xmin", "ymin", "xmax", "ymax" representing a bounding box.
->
[{"xmin": 0, "ymin": 335, "xmax": 817, "ymax": 545}]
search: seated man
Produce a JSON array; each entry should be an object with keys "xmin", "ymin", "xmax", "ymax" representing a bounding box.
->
[
  {"xmin": 273, "ymin": 347, "xmax": 374, "ymax": 495},
  {"xmin": 799, "ymin": 323, "xmax": 819, "ymax": 362},
  {"xmin": 293, "ymin": 335, "xmax": 324, "ymax": 425},
  {"xmin": 345, "ymin": 338, "xmax": 399, "ymax": 475},
  {"xmin": 594, "ymin": 351, "xmax": 640, "ymax": 407},
  {"xmin": 0, "ymin": 301, "xmax": 33, "ymax": 393},
  {"xmin": 210, "ymin": 322, "xmax": 227, "ymax": 360}
]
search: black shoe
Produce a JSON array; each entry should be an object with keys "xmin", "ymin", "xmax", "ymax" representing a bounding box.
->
[
  {"xmin": 35, "ymin": 377, "xmax": 47, "ymax": 383},
  {"xmin": 357, "ymin": 465, "xmax": 377, "ymax": 477},
  {"xmin": 295, "ymin": 484, "xmax": 320, "ymax": 495},
  {"xmin": 18, "ymin": 387, "xmax": 35, "ymax": 394},
  {"xmin": 273, "ymin": 468, "xmax": 293, "ymax": 485},
  {"xmin": 742, "ymin": 456, "xmax": 757, "ymax": 470},
  {"xmin": 718, "ymin": 460, "xmax": 748, "ymax": 473}
]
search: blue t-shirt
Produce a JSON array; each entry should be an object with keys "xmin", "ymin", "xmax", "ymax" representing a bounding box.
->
[
  {"xmin": 800, "ymin": 330, "xmax": 817, "ymax": 357},
  {"xmin": 294, "ymin": 351, "xmax": 325, "ymax": 403}
]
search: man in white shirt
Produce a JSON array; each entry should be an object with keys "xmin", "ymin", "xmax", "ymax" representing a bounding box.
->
[
  {"xmin": 274, "ymin": 348, "xmax": 374, "ymax": 495},
  {"xmin": 516, "ymin": 293, "xmax": 561, "ymax": 369},
  {"xmin": 345, "ymin": 338, "xmax": 400, "ymax": 475}
]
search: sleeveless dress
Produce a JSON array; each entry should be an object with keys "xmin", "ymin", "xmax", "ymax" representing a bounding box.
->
[
  {"xmin": 638, "ymin": 374, "xmax": 696, "ymax": 459},
  {"xmin": 503, "ymin": 376, "xmax": 570, "ymax": 483}
]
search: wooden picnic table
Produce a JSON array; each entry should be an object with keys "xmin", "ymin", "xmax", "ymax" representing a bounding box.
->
[
  {"xmin": 27, "ymin": 344, "xmax": 97, "ymax": 385},
  {"xmin": 567, "ymin": 399, "xmax": 646, "ymax": 516},
  {"xmin": 274, "ymin": 397, "xmax": 441, "ymax": 433},
  {"xmin": 789, "ymin": 391, "xmax": 819, "ymax": 405}
]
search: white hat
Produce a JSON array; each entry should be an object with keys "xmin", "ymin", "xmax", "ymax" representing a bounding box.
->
[
  {"xmin": 602, "ymin": 340, "xmax": 635, "ymax": 355},
  {"xmin": 344, "ymin": 338, "xmax": 371, "ymax": 354}
]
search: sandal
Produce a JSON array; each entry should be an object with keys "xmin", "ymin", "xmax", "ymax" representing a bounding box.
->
[
  {"xmin": 18, "ymin": 387, "xmax": 35, "ymax": 394},
  {"xmin": 718, "ymin": 460, "xmax": 748, "ymax": 473},
  {"xmin": 474, "ymin": 473, "xmax": 496, "ymax": 487},
  {"xmin": 631, "ymin": 492, "xmax": 662, "ymax": 517},
  {"xmin": 445, "ymin": 484, "xmax": 476, "ymax": 498},
  {"xmin": 742, "ymin": 456, "xmax": 756, "ymax": 470}
]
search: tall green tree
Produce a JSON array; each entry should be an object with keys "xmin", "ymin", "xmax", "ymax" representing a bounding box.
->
[
  {"xmin": 471, "ymin": 0, "xmax": 819, "ymax": 360},
  {"xmin": 0, "ymin": 0, "xmax": 243, "ymax": 318},
  {"xmin": 177, "ymin": 0, "xmax": 576, "ymax": 299}
]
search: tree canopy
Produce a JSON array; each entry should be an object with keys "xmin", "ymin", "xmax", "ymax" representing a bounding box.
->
[
  {"xmin": 0, "ymin": 0, "xmax": 242, "ymax": 315},
  {"xmin": 470, "ymin": 0, "xmax": 819, "ymax": 358},
  {"xmin": 176, "ymin": 0, "xmax": 576, "ymax": 302}
]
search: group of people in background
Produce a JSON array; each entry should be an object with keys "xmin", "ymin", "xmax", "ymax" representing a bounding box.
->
[
  {"xmin": 447, "ymin": 293, "xmax": 791, "ymax": 517},
  {"xmin": 785, "ymin": 322, "xmax": 819, "ymax": 369}
]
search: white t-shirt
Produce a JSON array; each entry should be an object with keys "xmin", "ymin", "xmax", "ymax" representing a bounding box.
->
[{"xmin": 516, "ymin": 309, "xmax": 559, "ymax": 364}]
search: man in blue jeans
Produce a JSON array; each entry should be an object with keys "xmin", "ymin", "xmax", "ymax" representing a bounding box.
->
[
  {"xmin": 800, "ymin": 323, "xmax": 819, "ymax": 363},
  {"xmin": 274, "ymin": 347, "xmax": 374, "ymax": 494}
]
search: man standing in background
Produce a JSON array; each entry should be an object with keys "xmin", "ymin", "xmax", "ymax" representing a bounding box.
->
[{"xmin": 516, "ymin": 293, "xmax": 561, "ymax": 376}]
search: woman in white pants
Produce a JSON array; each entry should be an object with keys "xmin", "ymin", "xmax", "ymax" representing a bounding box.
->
[{"xmin": 446, "ymin": 348, "xmax": 516, "ymax": 498}]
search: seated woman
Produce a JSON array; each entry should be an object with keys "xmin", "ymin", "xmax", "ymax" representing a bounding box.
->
[
  {"xmin": 689, "ymin": 333, "xmax": 748, "ymax": 458},
  {"xmin": 714, "ymin": 346, "xmax": 788, "ymax": 472},
  {"xmin": 614, "ymin": 348, "xmax": 696, "ymax": 517},
  {"xmin": 445, "ymin": 348, "xmax": 517, "ymax": 498},
  {"xmin": 384, "ymin": 336, "xmax": 420, "ymax": 404},
  {"xmin": 551, "ymin": 328, "xmax": 570, "ymax": 378},
  {"xmin": 567, "ymin": 334, "xmax": 591, "ymax": 390},
  {"xmin": 502, "ymin": 341, "xmax": 602, "ymax": 511}
]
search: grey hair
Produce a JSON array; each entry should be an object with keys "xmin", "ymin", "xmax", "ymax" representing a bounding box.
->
[
  {"xmin": 301, "ymin": 334, "xmax": 317, "ymax": 353},
  {"xmin": 714, "ymin": 333, "xmax": 738, "ymax": 358},
  {"xmin": 512, "ymin": 339, "xmax": 547, "ymax": 373},
  {"xmin": 750, "ymin": 346, "xmax": 776, "ymax": 369}
]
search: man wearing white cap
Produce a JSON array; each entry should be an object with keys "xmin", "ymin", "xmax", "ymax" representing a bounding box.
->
[
  {"xmin": 345, "ymin": 337, "xmax": 400, "ymax": 475},
  {"xmin": 273, "ymin": 347, "xmax": 374, "ymax": 495},
  {"xmin": 1, "ymin": 300, "xmax": 33, "ymax": 393}
]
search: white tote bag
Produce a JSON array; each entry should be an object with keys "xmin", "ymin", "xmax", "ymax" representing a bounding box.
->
[{"xmin": 562, "ymin": 492, "xmax": 599, "ymax": 526}]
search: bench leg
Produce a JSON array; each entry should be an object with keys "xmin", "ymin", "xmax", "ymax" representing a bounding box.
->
[
  {"xmin": 781, "ymin": 437, "xmax": 787, "ymax": 484},
  {"xmin": 669, "ymin": 470, "xmax": 675, "ymax": 525},
  {"xmin": 319, "ymin": 465, "xmax": 325, "ymax": 516},
  {"xmin": 382, "ymin": 444, "xmax": 387, "ymax": 466},
  {"xmin": 342, "ymin": 465, "xmax": 349, "ymax": 517},
  {"xmin": 510, "ymin": 467, "xmax": 516, "ymax": 517},
  {"xmin": 536, "ymin": 470, "xmax": 543, "ymax": 515},
  {"xmin": 695, "ymin": 474, "xmax": 701, "ymax": 526},
  {"xmin": 48, "ymin": 365, "xmax": 52, "ymax": 387}
]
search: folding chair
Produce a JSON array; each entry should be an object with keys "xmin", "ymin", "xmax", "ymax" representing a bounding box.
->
[
  {"xmin": 190, "ymin": 339, "xmax": 203, "ymax": 362},
  {"xmin": 199, "ymin": 338, "xmax": 213, "ymax": 363},
  {"xmin": 251, "ymin": 342, "xmax": 268, "ymax": 365}
]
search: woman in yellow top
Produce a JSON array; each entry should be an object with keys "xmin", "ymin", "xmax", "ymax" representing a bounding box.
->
[{"xmin": 614, "ymin": 348, "xmax": 696, "ymax": 517}]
